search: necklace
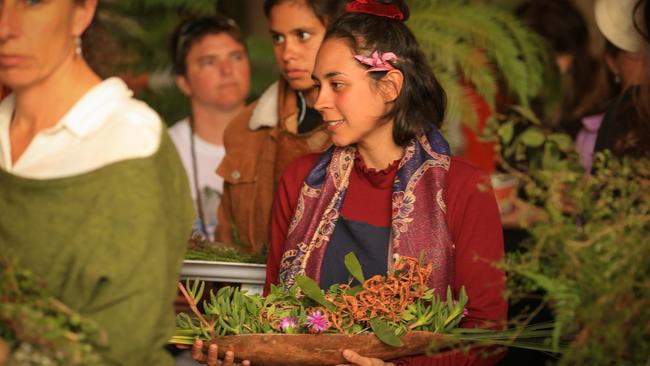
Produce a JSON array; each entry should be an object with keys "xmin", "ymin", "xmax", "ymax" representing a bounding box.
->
[{"xmin": 189, "ymin": 116, "xmax": 208, "ymax": 238}]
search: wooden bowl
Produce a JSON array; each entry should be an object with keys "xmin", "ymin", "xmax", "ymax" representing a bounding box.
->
[{"xmin": 204, "ymin": 331, "xmax": 452, "ymax": 366}]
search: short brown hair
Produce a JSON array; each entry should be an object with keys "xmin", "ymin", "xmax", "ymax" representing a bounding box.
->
[{"xmin": 170, "ymin": 14, "xmax": 246, "ymax": 75}]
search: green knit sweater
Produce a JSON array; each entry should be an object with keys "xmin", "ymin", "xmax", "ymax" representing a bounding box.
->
[{"xmin": 0, "ymin": 132, "xmax": 194, "ymax": 365}]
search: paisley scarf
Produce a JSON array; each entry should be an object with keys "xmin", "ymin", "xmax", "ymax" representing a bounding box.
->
[{"xmin": 278, "ymin": 128, "xmax": 453, "ymax": 293}]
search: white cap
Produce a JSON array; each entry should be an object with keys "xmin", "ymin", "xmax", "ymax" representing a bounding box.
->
[{"xmin": 595, "ymin": 0, "xmax": 642, "ymax": 52}]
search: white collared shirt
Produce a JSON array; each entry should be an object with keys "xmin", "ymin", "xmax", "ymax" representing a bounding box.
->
[{"xmin": 0, "ymin": 77, "xmax": 162, "ymax": 179}]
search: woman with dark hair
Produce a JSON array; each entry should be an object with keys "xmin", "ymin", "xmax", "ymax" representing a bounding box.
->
[
  {"xmin": 0, "ymin": 0, "xmax": 193, "ymax": 364},
  {"xmin": 264, "ymin": 1, "xmax": 506, "ymax": 365},
  {"xmin": 194, "ymin": 1, "xmax": 505, "ymax": 365},
  {"xmin": 168, "ymin": 14, "xmax": 251, "ymax": 241},
  {"xmin": 189, "ymin": 0, "xmax": 346, "ymax": 363},
  {"xmin": 516, "ymin": 0, "xmax": 611, "ymax": 138},
  {"xmin": 214, "ymin": 0, "xmax": 347, "ymax": 253}
]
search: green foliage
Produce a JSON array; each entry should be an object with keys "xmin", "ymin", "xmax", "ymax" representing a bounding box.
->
[
  {"xmin": 172, "ymin": 254, "xmax": 469, "ymax": 347},
  {"xmin": 0, "ymin": 257, "xmax": 104, "ymax": 365},
  {"xmin": 494, "ymin": 108, "xmax": 650, "ymax": 364},
  {"xmin": 184, "ymin": 247, "xmax": 266, "ymax": 264},
  {"xmin": 95, "ymin": 0, "xmax": 216, "ymax": 72},
  {"xmin": 488, "ymin": 106, "xmax": 582, "ymax": 181},
  {"xmin": 485, "ymin": 92, "xmax": 650, "ymax": 362},
  {"xmin": 185, "ymin": 234, "xmax": 266, "ymax": 264},
  {"xmin": 408, "ymin": 0, "xmax": 547, "ymax": 128}
]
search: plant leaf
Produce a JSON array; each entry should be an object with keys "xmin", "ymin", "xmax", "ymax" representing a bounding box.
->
[
  {"xmin": 369, "ymin": 318, "xmax": 404, "ymax": 347},
  {"xmin": 498, "ymin": 120, "xmax": 515, "ymax": 145},
  {"xmin": 295, "ymin": 275, "xmax": 335, "ymax": 311},
  {"xmin": 520, "ymin": 127, "xmax": 545, "ymax": 147},
  {"xmin": 547, "ymin": 133, "xmax": 574, "ymax": 152},
  {"xmin": 512, "ymin": 105, "xmax": 542, "ymax": 125},
  {"xmin": 344, "ymin": 252, "xmax": 365, "ymax": 283}
]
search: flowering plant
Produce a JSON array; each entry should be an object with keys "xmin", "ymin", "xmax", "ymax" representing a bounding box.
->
[{"xmin": 171, "ymin": 254, "xmax": 469, "ymax": 347}]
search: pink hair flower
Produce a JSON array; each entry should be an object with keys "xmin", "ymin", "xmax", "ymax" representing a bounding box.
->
[
  {"xmin": 306, "ymin": 310, "xmax": 330, "ymax": 333},
  {"xmin": 354, "ymin": 51, "xmax": 398, "ymax": 72}
]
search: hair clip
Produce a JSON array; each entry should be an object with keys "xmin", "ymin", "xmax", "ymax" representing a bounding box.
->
[
  {"xmin": 354, "ymin": 51, "xmax": 398, "ymax": 72},
  {"xmin": 345, "ymin": 0, "xmax": 405, "ymax": 21}
]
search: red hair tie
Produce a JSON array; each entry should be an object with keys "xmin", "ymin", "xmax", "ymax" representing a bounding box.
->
[{"xmin": 345, "ymin": 0, "xmax": 405, "ymax": 21}]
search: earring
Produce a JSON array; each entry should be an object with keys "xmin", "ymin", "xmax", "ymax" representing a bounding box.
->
[
  {"xmin": 614, "ymin": 74, "xmax": 621, "ymax": 84},
  {"xmin": 75, "ymin": 36, "xmax": 83, "ymax": 57}
]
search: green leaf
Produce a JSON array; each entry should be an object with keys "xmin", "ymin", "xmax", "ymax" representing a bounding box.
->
[
  {"xmin": 402, "ymin": 304, "xmax": 417, "ymax": 321},
  {"xmin": 520, "ymin": 127, "xmax": 545, "ymax": 147},
  {"xmin": 244, "ymin": 299, "xmax": 258, "ymax": 315},
  {"xmin": 344, "ymin": 252, "xmax": 365, "ymax": 283},
  {"xmin": 458, "ymin": 286, "xmax": 468, "ymax": 307},
  {"xmin": 547, "ymin": 133, "xmax": 574, "ymax": 152},
  {"xmin": 498, "ymin": 120, "xmax": 515, "ymax": 145},
  {"xmin": 295, "ymin": 275, "xmax": 335, "ymax": 311},
  {"xmin": 512, "ymin": 105, "xmax": 542, "ymax": 125},
  {"xmin": 369, "ymin": 318, "xmax": 404, "ymax": 347}
]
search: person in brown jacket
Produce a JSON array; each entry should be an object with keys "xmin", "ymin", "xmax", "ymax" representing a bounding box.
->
[{"xmin": 214, "ymin": 0, "xmax": 347, "ymax": 254}]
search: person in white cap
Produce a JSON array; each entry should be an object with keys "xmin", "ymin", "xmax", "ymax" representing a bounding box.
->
[
  {"xmin": 597, "ymin": 0, "xmax": 646, "ymax": 88},
  {"xmin": 583, "ymin": 0, "xmax": 650, "ymax": 164}
]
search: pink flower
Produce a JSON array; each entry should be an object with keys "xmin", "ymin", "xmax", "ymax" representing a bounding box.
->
[
  {"xmin": 354, "ymin": 51, "xmax": 398, "ymax": 72},
  {"xmin": 306, "ymin": 311, "xmax": 329, "ymax": 333},
  {"xmin": 280, "ymin": 316, "xmax": 298, "ymax": 332}
]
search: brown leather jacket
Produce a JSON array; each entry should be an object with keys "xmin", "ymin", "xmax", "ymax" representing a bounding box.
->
[{"xmin": 215, "ymin": 79, "xmax": 330, "ymax": 254}]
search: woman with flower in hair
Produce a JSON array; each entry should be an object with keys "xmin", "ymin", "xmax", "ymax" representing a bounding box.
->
[
  {"xmin": 195, "ymin": 0, "xmax": 506, "ymax": 365},
  {"xmin": 264, "ymin": 0, "xmax": 506, "ymax": 365}
]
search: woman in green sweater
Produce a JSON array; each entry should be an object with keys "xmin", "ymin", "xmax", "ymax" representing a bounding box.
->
[{"xmin": 0, "ymin": 1, "xmax": 193, "ymax": 365}]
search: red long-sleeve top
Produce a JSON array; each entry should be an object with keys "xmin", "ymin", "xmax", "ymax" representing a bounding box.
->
[{"xmin": 265, "ymin": 153, "xmax": 507, "ymax": 365}]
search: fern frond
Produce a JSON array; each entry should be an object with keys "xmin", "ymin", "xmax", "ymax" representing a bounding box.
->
[{"xmin": 407, "ymin": 0, "xmax": 549, "ymax": 129}]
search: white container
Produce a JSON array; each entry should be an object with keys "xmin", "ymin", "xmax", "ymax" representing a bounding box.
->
[{"xmin": 180, "ymin": 260, "xmax": 266, "ymax": 285}]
